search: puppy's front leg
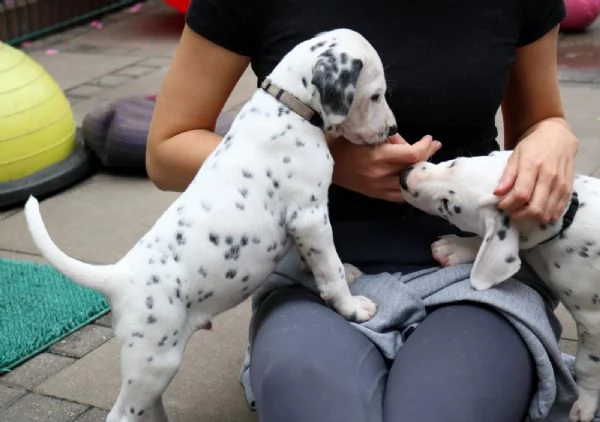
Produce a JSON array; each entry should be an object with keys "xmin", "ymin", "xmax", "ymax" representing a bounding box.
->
[
  {"xmin": 431, "ymin": 234, "xmax": 480, "ymax": 267},
  {"xmin": 292, "ymin": 208, "xmax": 376, "ymax": 322},
  {"xmin": 298, "ymin": 250, "xmax": 363, "ymax": 283}
]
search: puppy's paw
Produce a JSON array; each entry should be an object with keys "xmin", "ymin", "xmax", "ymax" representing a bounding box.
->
[
  {"xmin": 570, "ymin": 391, "xmax": 600, "ymax": 422},
  {"xmin": 431, "ymin": 235, "xmax": 479, "ymax": 266},
  {"xmin": 569, "ymin": 399, "xmax": 596, "ymax": 422},
  {"xmin": 338, "ymin": 295, "xmax": 377, "ymax": 323},
  {"xmin": 343, "ymin": 263, "xmax": 363, "ymax": 283}
]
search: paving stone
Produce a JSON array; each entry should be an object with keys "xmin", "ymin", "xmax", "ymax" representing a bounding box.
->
[
  {"xmin": 67, "ymin": 84, "xmax": 107, "ymax": 98},
  {"xmin": 89, "ymin": 74, "xmax": 135, "ymax": 88},
  {"xmin": 0, "ymin": 393, "xmax": 88, "ymax": 422},
  {"xmin": 93, "ymin": 313, "xmax": 112, "ymax": 329},
  {"xmin": 66, "ymin": 95, "xmax": 89, "ymax": 106},
  {"xmin": 26, "ymin": 52, "xmax": 141, "ymax": 91},
  {"xmin": 559, "ymin": 339, "xmax": 577, "ymax": 357},
  {"xmin": 555, "ymin": 303, "xmax": 577, "ymax": 341},
  {"xmin": 0, "ymin": 384, "xmax": 26, "ymax": 410},
  {"xmin": 63, "ymin": 43, "xmax": 109, "ymax": 54},
  {"xmin": 139, "ymin": 57, "xmax": 173, "ymax": 68},
  {"xmin": 114, "ymin": 65, "xmax": 156, "ymax": 78},
  {"xmin": 74, "ymin": 407, "xmax": 109, "ymax": 422},
  {"xmin": 2, "ymin": 354, "xmax": 75, "ymax": 390},
  {"xmin": 0, "ymin": 251, "xmax": 45, "ymax": 263},
  {"xmin": 49, "ymin": 326, "xmax": 113, "ymax": 359},
  {"xmin": 0, "ymin": 209, "xmax": 18, "ymax": 222}
]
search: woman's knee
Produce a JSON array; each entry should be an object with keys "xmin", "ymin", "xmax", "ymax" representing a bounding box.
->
[
  {"xmin": 249, "ymin": 286, "xmax": 387, "ymax": 422},
  {"xmin": 384, "ymin": 302, "xmax": 536, "ymax": 422}
]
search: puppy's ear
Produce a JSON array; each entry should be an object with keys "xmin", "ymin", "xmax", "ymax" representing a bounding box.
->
[
  {"xmin": 311, "ymin": 50, "xmax": 363, "ymax": 125},
  {"xmin": 470, "ymin": 207, "xmax": 521, "ymax": 290}
]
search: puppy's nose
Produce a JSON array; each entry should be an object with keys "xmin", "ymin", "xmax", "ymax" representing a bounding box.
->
[
  {"xmin": 387, "ymin": 125, "xmax": 398, "ymax": 136},
  {"xmin": 399, "ymin": 166, "xmax": 413, "ymax": 190}
]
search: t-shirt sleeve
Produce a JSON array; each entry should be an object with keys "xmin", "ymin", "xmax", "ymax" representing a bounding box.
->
[
  {"xmin": 517, "ymin": 0, "xmax": 566, "ymax": 47},
  {"xmin": 185, "ymin": 0, "xmax": 259, "ymax": 56}
]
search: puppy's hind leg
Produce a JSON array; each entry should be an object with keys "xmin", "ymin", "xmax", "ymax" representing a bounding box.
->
[
  {"xmin": 570, "ymin": 329, "xmax": 600, "ymax": 422},
  {"xmin": 107, "ymin": 323, "xmax": 193, "ymax": 422},
  {"xmin": 291, "ymin": 208, "xmax": 376, "ymax": 323}
]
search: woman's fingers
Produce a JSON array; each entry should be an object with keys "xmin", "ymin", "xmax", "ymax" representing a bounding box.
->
[{"xmin": 378, "ymin": 135, "xmax": 441, "ymax": 164}]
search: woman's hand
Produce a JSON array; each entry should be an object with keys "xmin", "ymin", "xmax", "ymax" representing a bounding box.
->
[
  {"xmin": 329, "ymin": 134, "xmax": 442, "ymax": 202},
  {"xmin": 494, "ymin": 118, "xmax": 579, "ymax": 223}
]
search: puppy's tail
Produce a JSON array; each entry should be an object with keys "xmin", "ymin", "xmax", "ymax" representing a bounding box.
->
[{"xmin": 24, "ymin": 196, "xmax": 116, "ymax": 296}]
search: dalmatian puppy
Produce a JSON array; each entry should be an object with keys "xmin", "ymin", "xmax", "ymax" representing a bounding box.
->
[
  {"xmin": 398, "ymin": 150, "xmax": 600, "ymax": 422},
  {"xmin": 23, "ymin": 28, "xmax": 397, "ymax": 422}
]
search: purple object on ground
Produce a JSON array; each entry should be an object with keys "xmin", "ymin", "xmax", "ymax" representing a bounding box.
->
[{"xmin": 81, "ymin": 95, "xmax": 240, "ymax": 173}]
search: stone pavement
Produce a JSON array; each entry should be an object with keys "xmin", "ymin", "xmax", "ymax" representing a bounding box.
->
[{"xmin": 0, "ymin": 3, "xmax": 599, "ymax": 420}]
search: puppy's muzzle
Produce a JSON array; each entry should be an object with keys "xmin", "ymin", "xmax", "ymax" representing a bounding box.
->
[{"xmin": 399, "ymin": 166, "xmax": 413, "ymax": 190}]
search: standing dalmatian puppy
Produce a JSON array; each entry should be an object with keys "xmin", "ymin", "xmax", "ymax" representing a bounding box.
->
[
  {"xmin": 399, "ymin": 150, "xmax": 600, "ymax": 422},
  {"xmin": 24, "ymin": 28, "xmax": 397, "ymax": 422}
]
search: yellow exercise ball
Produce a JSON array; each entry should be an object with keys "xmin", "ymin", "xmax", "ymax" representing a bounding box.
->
[{"xmin": 0, "ymin": 42, "xmax": 77, "ymax": 183}]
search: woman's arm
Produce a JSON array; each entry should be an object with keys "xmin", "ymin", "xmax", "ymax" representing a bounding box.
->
[
  {"xmin": 146, "ymin": 25, "xmax": 250, "ymax": 192},
  {"xmin": 496, "ymin": 25, "xmax": 579, "ymax": 223},
  {"xmin": 500, "ymin": 25, "xmax": 568, "ymax": 149}
]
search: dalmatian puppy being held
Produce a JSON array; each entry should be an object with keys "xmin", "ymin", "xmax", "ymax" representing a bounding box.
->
[
  {"xmin": 24, "ymin": 28, "xmax": 400, "ymax": 422},
  {"xmin": 399, "ymin": 149, "xmax": 600, "ymax": 422}
]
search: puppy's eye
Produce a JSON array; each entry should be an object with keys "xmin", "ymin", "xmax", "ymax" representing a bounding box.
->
[{"xmin": 370, "ymin": 93, "xmax": 381, "ymax": 102}]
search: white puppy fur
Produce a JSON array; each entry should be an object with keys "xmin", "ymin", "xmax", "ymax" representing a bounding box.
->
[
  {"xmin": 24, "ymin": 28, "xmax": 397, "ymax": 422},
  {"xmin": 399, "ymin": 150, "xmax": 600, "ymax": 422}
]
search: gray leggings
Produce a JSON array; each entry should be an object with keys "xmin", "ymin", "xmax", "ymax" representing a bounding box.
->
[{"xmin": 249, "ymin": 285, "xmax": 536, "ymax": 422}]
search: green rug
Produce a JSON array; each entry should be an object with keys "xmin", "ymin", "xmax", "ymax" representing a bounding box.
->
[{"xmin": 0, "ymin": 257, "xmax": 110, "ymax": 372}]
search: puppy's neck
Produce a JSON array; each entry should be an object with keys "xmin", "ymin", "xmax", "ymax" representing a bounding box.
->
[{"xmin": 516, "ymin": 192, "xmax": 579, "ymax": 249}]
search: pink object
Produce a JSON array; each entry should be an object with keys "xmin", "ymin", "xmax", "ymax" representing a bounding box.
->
[
  {"xmin": 163, "ymin": 0, "xmax": 189, "ymax": 13},
  {"xmin": 129, "ymin": 3, "xmax": 143, "ymax": 13},
  {"xmin": 45, "ymin": 48, "xmax": 59, "ymax": 56},
  {"xmin": 90, "ymin": 20, "xmax": 104, "ymax": 29},
  {"xmin": 561, "ymin": 0, "xmax": 600, "ymax": 31}
]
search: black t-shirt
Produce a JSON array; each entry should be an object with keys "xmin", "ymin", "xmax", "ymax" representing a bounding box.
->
[{"xmin": 185, "ymin": 0, "xmax": 565, "ymax": 271}]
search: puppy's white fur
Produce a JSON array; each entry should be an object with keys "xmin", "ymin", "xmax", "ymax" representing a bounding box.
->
[
  {"xmin": 400, "ymin": 150, "xmax": 600, "ymax": 422},
  {"xmin": 24, "ymin": 28, "xmax": 396, "ymax": 422}
]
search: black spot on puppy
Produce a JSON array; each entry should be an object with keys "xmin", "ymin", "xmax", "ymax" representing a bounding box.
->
[
  {"xmin": 496, "ymin": 230, "xmax": 507, "ymax": 241},
  {"xmin": 310, "ymin": 41, "xmax": 326, "ymax": 51},
  {"xmin": 590, "ymin": 354, "xmax": 600, "ymax": 363},
  {"xmin": 505, "ymin": 255, "xmax": 516, "ymax": 263},
  {"xmin": 209, "ymin": 233, "xmax": 219, "ymax": 246},
  {"xmin": 147, "ymin": 315, "xmax": 157, "ymax": 324},
  {"xmin": 175, "ymin": 232, "xmax": 186, "ymax": 245},
  {"xmin": 242, "ymin": 169, "xmax": 253, "ymax": 179},
  {"xmin": 302, "ymin": 77, "xmax": 307, "ymax": 87},
  {"xmin": 225, "ymin": 269, "xmax": 237, "ymax": 279},
  {"xmin": 146, "ymin": 296, "xmax": 153, "ymax": 309},
  {"xmin": 453, "ymin": 205, "xmax": 461, "ymax": 214}
]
